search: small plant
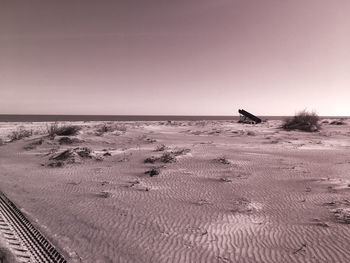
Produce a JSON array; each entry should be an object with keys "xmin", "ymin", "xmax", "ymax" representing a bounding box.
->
[
  {"xmin": 56, "ymin": 125, "xmax": 81, "ymax": 136},
  {"xmin": 8, "ymin": 128, "xmax": 33, "ymax": 142},
  {"xmin": 114, "ymin": 124, "xmax": 127, "ymax": 132},
  {"xmin": 48, "ymin": 161, "xmax": 64, "ymax": 168},
  {"xmin": 217, "ymin": 156, "xmax": 230, "ymax": 164},
  {"xmin": 282, "ymin": 110, "xmax": 320, "ymax": 132},
  {"xmin": 97, "ymin": 124, "xmax": 111, "ymax": 134},
  {"xmin": 171, "ymin": 148, "xmax": 191, "ymax": 156},
  {"xmin": 247, "ymin": 131, "xmax": 255, "ymax": 136},
  {"xmin": 160, "ymin": 152, "xmax": 176, "ymax": 163},
  {"xmin": 330, "ymin": 120, "xmax": 346, "ymax": 125},
  {"xmin": 154, "ymin": 144, "xmax": 167, "ymax": 152},
  {"xmin": 144, "ymin": 156, "xmax": 158, "ymax": 163},
  {"xmin": 47, "ymin": 123, "xmax": 81, "ymax": 137},
  {"xmin": 145, "ymin": 138, "xmax": 157, "ymax": 143},
  {"xmin": 145, "ymin": 167, "xmax": 160, "ymax": 177},
  {"xmin": 24, "ymin": 138, "xmax": 43, "ymax": 150},
  {"xmin": 332, "ymin": 208, "xmax": 350, "ymax": 224},
  {"xmin": 59, "ymin": 137, "xmax": 74, "ymax": 145}
]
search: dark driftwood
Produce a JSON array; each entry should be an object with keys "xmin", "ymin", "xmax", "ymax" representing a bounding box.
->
[{"xmin": 238, "ymin": 109, "xmax": 262, "ymax": 124}]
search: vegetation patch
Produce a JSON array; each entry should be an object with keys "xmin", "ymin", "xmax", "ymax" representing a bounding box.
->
[
  {"xmin": 154, "ymin": 144, "xmax": 167, "ymax": 152},
  {"xmin": 58, "ymin": 137, "xmax": 81, "ymax": 145},
  {"xmin": 330, "ymin": 120, "xmax": 346, "ymax": 125},
  {"xmin": 8, "ymin": 129, "xmax": 33, "ymax": 142},
  {"xmin": 171, "ymin": 148, "xmax": 191, "ymax": 156},
  {"xmin": 47, "ymin": 123, "xmax": 81, "ymax": 137},
  {"xmin": 332, "ymin": 208, "xmax": 350, "ymax": 224},
  {"xmin": 282, "ymin": 110, "xmax": 320, "ymax": 132},
  {"xmin": 217, "ymin": 156, "xmax": 230, "ymax": 164},
  {"xmin": 48, "ymin": 147, "xmax": 96, "ymax": 167},
  {"xmin": 144, "ymin": 156, "xmax": 158, "ymax": 163},
  {"xmin": 145, "ymin": 167, "xmax": 160, "ymax": 177},
  {"xmin": 24, "ymin": 138, "xmax": 43, "ymax": 150},
  {"xmin": 160, "ymin": 152, "xmax": 177, "ymax": 163}
]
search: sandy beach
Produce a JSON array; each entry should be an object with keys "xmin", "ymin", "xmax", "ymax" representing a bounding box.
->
[{"xmin": 0, "ymin": 119, "xmax": 349, "ymax": 262}]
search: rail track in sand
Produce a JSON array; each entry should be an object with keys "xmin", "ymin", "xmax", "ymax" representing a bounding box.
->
[{"xmin": 0, "ymin": 192, "xmax": 67, "ymax": 262}]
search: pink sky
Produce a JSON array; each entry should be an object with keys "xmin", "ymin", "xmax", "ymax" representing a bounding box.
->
[{"xmin": 1, "ymin": 0, "xmax": 349, "ymax": 116}]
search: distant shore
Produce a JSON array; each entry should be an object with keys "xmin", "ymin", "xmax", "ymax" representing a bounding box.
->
[{"xmin": 0, "ymin": 114, "xmax": 348, "ymax": 122}]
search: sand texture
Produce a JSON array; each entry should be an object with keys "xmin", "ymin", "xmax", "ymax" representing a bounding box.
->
[{"xmin": 0, "ymin": 119, "xmax": 350, "ymax": 262}]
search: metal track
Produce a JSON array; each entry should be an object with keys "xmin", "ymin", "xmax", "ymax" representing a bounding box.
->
[{"xmin": 0, "ymin": 192, "xmax": 67, "ymax": 263}]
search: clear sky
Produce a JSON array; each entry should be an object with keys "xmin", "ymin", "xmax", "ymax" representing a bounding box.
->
[{"xmin": 1, "ymin": 0, "xmax": 349, "ymax": 116}]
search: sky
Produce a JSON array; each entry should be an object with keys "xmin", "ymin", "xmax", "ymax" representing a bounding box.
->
[{"xmin": 0, "ymin": 0, "xmax": 349, "ymax": 116}]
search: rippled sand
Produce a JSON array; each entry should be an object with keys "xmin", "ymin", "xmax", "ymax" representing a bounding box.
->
[{"xmin": 0, "ymin": 119, "xmax": 350, "ymax": 262}]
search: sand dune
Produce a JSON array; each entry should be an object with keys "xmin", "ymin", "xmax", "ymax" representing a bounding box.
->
[{"xmin": 0, "ymin": 119, "xmax": 350, "ymax": 262}]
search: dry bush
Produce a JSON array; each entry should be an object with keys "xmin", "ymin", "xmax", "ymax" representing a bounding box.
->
[
  {"xmin": 24, "ymin": 138, "xmax": 43, "ymax": 150},
  {"xmin": 144, "ymin": 156, "xmax": 158, "ymax": 163},
  {"xmin": 47, "ymin": 122, "xmax": 81, "ymax": 137},
  {"xmin": 171, "ymin": 148, "xmax": 191, "ymax": 156},
  {"xmin": 217, "ymin": 156, "xmax": 230, "ymax": 164},
  {"xmin": 8, "ymin": 129, "xmax": 33, "ymax": 142},
  {"xmin": 58, "ymin": 137, "xmax": 80, "ymax": 145},
  {"xmin": 145, "ymin": 167, "xmax": 160, "ymax": 177},
  {"xmin": 330, "ymin": 120, "xmax": 346, "ymax": 125},
  {"xmin": 96, "ymin": 123, "xmax": 127, "ymax": 136},
  {"xmin": 154, "ymin": 144, "xmax": 167, "ymax": 152},
  {"xmin": 282, "ymin": 110, "xmax": 320, "ymax": 132},
  {"xmin": 160, "ymin": 152, "xmax": 176, "ymax": 163}
]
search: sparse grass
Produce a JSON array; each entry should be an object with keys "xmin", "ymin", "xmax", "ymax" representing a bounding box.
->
[
  {"xmin": 171, "ymin": 148, "xmax": 191, "ymax": 156},
  {"xmin": 332, "ymin": 208, "xmax": 350, "ymax": 224},
  {"xmin": 144, "ymin": 156, "xmax": 158, "ymax": 163},
  {"xmin": 160, "ymin": 152, "xmax": 176, "ymax": 163},
  {"xmin": 217, "ymin": 156, "xmax": 230, "ymax": 164},
  {"xmin": 145, "ymin": 138, "xmax": 157, "ymax": 143},
  {"xmin": 247, "ymin": 131, "xmax": 256, "ymax": 136},
  {"xmin": 58, "ymin": 137, "xmax": 75, "ymax": 145},
  {"xmin": 330, "ymin": 120, "xmax": 346, "ymax": 125},
  {"xmin": 282, "ymin": 110, "xmax": 320, "ymax": 132},
  {"xmin": 145, "ymin": 167, "xmax": 160, "ymax": 177},
  {"xmin": 24, "ymin": 138, "xmax": 43, "ymax": 150},
  {"xmin": 8, "ymin": 128, "xmax": 33, "ymax": 142},
  {"xmin": 154, "ymin": 144, "xmax": 167, "ymax": 152},
  {"xmin": 47, "ymin": 123, "xmax": 81, "ymax": 137},
  {"xmin": 97, "ymin": 124, "xmax": 111, "ymax": 134},
  {"xmin": 95, "ymin": 123, "xmax": 127, "ymax": 136}
]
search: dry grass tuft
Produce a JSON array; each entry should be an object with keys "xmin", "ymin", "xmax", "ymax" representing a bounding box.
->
[
  {"xmin": 8, "ymin": 129, "xmax": 33, "ymax": 142},
  {"xmin": 47, "ymin": 123, "xmax": 81, "ymax": 137},
  {"xmin": 330, "ymin": 120, "xmax": 346, "ymax": 125},
  {"xmin": 160, "ymin": 152, "xmax": 176, "ymax": 163},
  {"xmin": 145, "ymin": 167, "xmax": 160, "ymax": 177},
  {"xmin": 282, "ymin": 110, "xmax": 320, "ymax": 132},
  {"xmin": 144, "ymin": 156, "xmax": 158, "ymax": 163},
  {"xmin": 154, "ymin": 144, "xmax": 167, "ymax": 152}
]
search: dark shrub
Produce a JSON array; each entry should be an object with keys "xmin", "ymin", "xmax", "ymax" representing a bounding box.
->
[
  {"xmin": 144, "ymin": 156, "xmax": 158, "ymax": 163},
  {"xmin": 330, "ymin": 120, "xmax": 346, "ymax": 125},
  {"xmin": 282, "ymin": 110, "xmax": 320, "ymax": 132},
  {"xmin": 145, "ymin": 167, "xmax": 160, "ymax": 177},
  {"xmin": 154, "ymin": 144, "xmax": 167, "ymax": 152},
  {"xmin": 171, "ymin": 148, "xmax": 191, "ymax": 156},
  {"xmin": 160, "ymin": 152, "xmax": 176, "ymax": 163},
  {"xmin": 217, "ymin": 156, "xmax": 230, "ymax": 164},
  {"xmin": 47, "ymin": 123, "xmax": 81, "ymax": 137},
  {"xmin": 24, "ymin": 138, "xmax": 43, "ymax": 150},
  {"xmin": 59, "ymin": 137, "xmax": 73, "ymax": 144},
  {"xmin": 55, "ymin": 126, "xmax": 81, "ymax": 136}
]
